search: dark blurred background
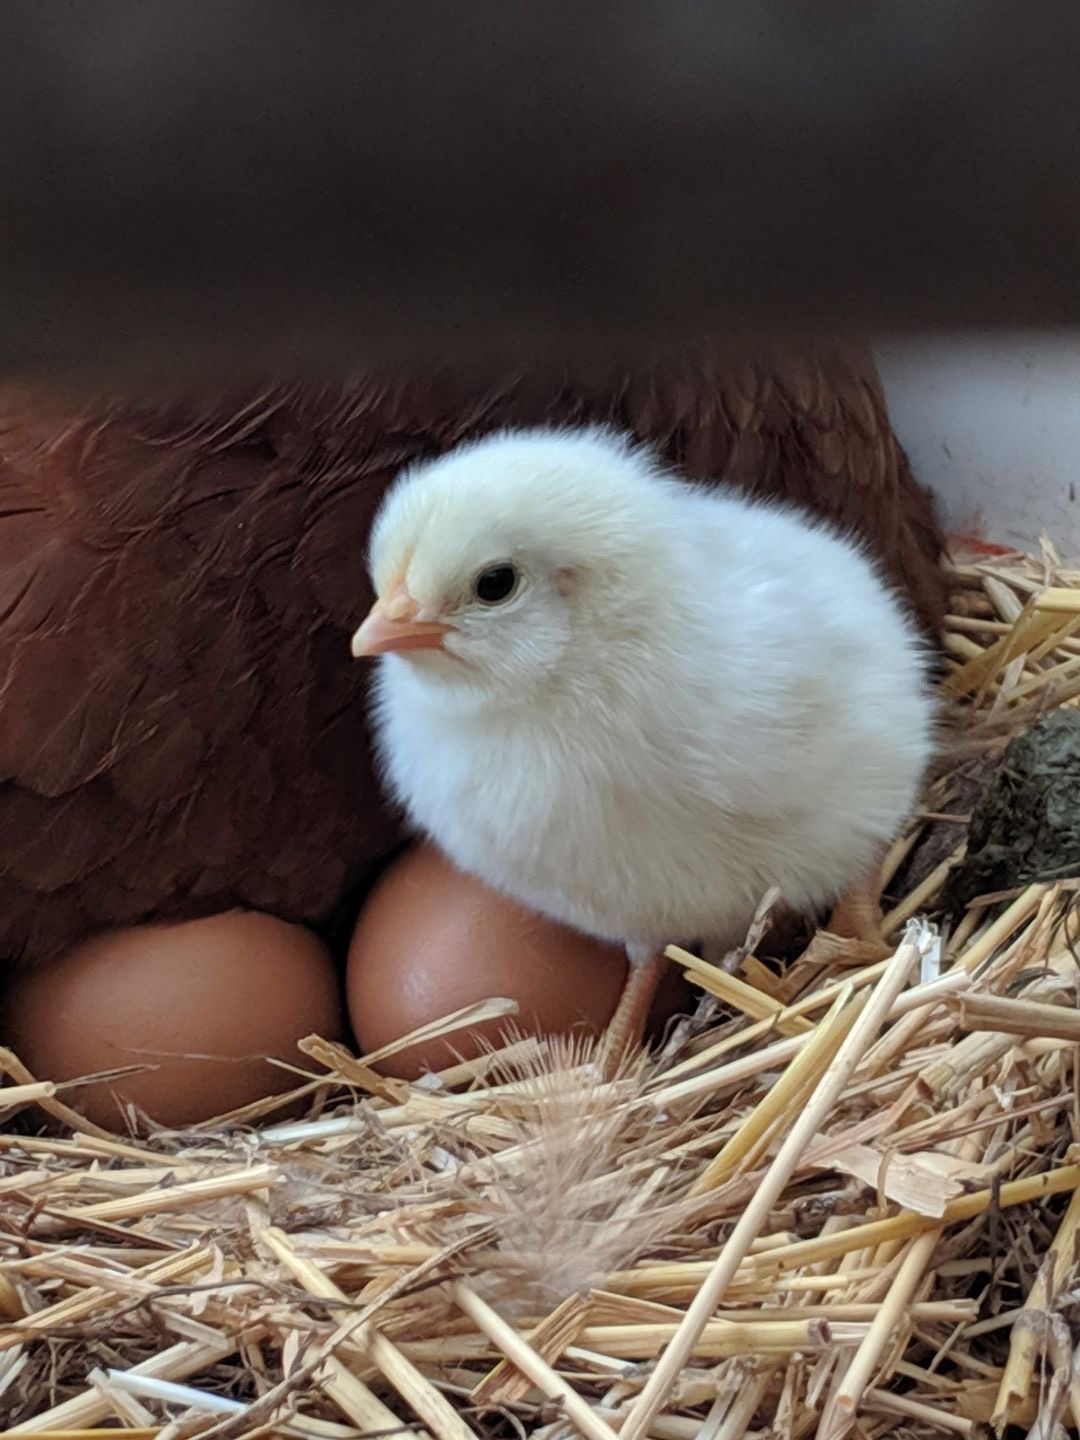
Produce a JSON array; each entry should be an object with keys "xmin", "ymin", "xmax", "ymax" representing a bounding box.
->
[{"xmin": 1, "ymin": 1, "xmax": 1079, "ymax": 382}]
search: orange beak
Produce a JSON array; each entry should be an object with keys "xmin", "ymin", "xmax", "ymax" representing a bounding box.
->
[{"xmin": 350, "ymin": 585, "xmax": 451, "ymax": 658}]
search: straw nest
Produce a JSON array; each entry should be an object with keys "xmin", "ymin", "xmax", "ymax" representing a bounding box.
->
[{"xmin": 3, "ymin": 544, "xmax": 1080, "ymax": 1440}]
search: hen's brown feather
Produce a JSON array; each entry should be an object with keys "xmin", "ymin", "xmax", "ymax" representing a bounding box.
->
[{"xmin": 0, "ymin": 349, "xmax": 946, "ymax": 965}]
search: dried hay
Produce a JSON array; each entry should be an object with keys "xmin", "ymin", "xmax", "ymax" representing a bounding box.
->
[{"xmin": 2, "ymin": 543, "xmax": 1080, "ymax": 1438}]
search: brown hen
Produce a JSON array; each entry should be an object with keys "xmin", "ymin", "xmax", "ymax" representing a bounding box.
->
[{"xmin": 0, "ymin": 348, "xmax": 945, "ymax": 966}]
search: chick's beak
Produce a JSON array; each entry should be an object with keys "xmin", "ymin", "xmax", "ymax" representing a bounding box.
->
[{"xmin": 350, "ymin": 587, "xmax": 451, "ymax": 658}]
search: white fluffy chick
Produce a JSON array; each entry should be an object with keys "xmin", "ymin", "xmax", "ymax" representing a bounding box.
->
[{"xmin": 352, "ymin": 427, "xmax": 933, "ymax": 1067}]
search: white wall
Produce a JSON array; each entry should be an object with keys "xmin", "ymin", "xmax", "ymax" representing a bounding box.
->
[{"xmin": 875, "ymin": 334, "xmax": 1080, "ymax": 557}]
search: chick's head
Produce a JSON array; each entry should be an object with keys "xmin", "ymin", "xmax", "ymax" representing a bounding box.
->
[{"xmin": 352, "ymin": 428, "xmax": 682, "ymax": 699}]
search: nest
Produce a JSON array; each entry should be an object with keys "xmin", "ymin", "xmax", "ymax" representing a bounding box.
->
[{"xmin": 3, "ymin": 544, "xmax": 1080, "ymax": 1439}]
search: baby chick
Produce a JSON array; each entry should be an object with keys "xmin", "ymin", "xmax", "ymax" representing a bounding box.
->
[{"xmin": 352, "ymin": 428, "xmax": 933, "ymax": 1069}]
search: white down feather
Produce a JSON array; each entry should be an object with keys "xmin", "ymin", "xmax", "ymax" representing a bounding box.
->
[{"xmin": 365, "ymin": 427, "xmax": 934, "ymax": 955}]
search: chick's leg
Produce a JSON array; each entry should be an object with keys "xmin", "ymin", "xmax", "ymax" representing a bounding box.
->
[
  {"xmin": 825, "ymin": 848, "xmax": 891, "ymax": 952},
  {"xmin": 827, "ymin": 885, "xmax": 887, "ymax": 949},
  {"xmin": 599, "ymin": 945, "xmax": 668, "ymax": 1079}
]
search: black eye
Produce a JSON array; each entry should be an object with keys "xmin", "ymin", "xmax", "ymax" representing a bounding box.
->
[{"xmin": 473, "ymin": 564, "xmax": 520, "ymax": 605}]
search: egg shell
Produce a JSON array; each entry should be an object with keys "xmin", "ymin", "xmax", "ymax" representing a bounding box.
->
[
  {"xmin": 347, "ymin": 843, "xmax": 688, "ymax": 1079},
  {"xmin": 2, "ymin": 911, "xmax": 344, "ymax": 1130}
]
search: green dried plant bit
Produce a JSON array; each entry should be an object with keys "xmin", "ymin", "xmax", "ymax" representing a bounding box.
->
[{"xmin": 948, "ymin": 709, "xmax": 1080, "ymax": 910}]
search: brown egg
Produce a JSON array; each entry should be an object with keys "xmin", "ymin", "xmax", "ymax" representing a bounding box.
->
[
  {"xmin": 3, "ymin": 911, "xmax": 344, "ymax": 1129},
  {"xmin": 347, "ymin": 843, "xmax": 689, "ymax": 1079}
]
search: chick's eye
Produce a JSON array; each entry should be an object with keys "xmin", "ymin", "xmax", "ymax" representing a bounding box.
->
[{"xmin": 473, "ymin": 564, "xmax": 520, "ymax": 605}]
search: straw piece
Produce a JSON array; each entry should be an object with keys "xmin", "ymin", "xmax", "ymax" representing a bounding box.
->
[
  {"xmin": 992, "ymin": 1182, "xmax": 1080, "ymax": 1430},
  {"xmin": 574, "ymin": 1318, "xmax": 835, "ymax": 1358},
  {"xmin": 449, "ymin": 1281, "xmax": 619, "ymax": 1440},
  {"xmin": 822, "ymin": 1230, "xmax": 940, "ymax": 1438},
  {"xmin": 0, "ymin": 1049, "xmax": 118, "ymax": 1141},
  {"xmin": 471, "ymin": 1291, "xmax": 591, "ymax": 1405},
  {"xmin": 103, "ymin": 1368, "xmax": 244, "ymax": 1415},
  {"xmin": 881, "ymin": 851, "xmax": 963, "ymax": 935},
  {"xmin": 49, "ymin": 1164, "xmax": 277, "ymax": 1223},
  {"xmin": 10, "ymin": 1433, "xmax": 162, "ymax": 1439},
  {"xmin": 956, "ymin": 991, "xmax": 1080, "ymax": 1042},
  {"xmin": 821, "ymin": 1144, "xmax": 970, "ymax": 1217},
  {"xmin": 742, "ymin": 1163, "xmax": 1080, "ymax": 1275},
  {"xmin": 690, "ymin": 988, "xmax": 856, "ymax": 1194},
  {"xmin": 363, "ymin": 1332, "xmax": 475, "ymax": 1440},
  {"xmin": 665, "ymin": 946, "xmax": 813, "ymax": 1034},
  {"xmin": 359, "ymin": 998, "xmax": 519, "ymax": 1067},
  {"xmin": 953, "ymin": 884, "xmax": 1046, "ymax": 972},
  {"xmin": 298, "ymin": 1034, "xmax": 411, "ymax": 1102},
  {"xmin": 309, "ymin": 1347, "xmax": 409, "ymax": 1436},
  {"xmin": 864, "ymin": 1386, "xmax": 975, "ymax": 1434},
  {"xmin": 1033, "ymin": 586, "xmax": 1080, "ymax": 613},
  {"xmin": 0, "ymin": 1082, "xmax": 57, "ymax": 1118}
]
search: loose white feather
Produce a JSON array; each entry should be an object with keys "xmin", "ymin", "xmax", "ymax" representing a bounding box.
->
[
  {"xmin": 459, "ymin": 1033, "xmax": 682, "ymax": 1313},
  {"xmin": 364, "ymin": 426, "xmax": 934, "ymax": 957}
]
